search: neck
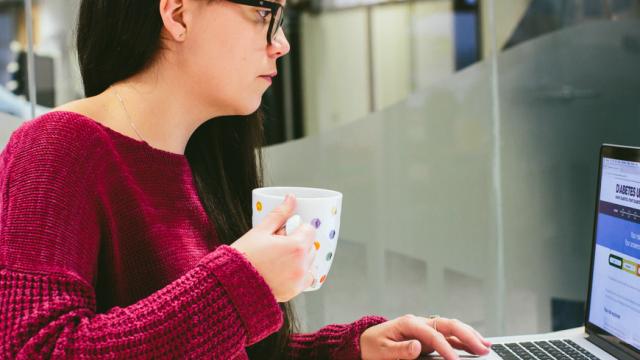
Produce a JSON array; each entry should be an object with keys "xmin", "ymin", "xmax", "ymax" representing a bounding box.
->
[{"xmin": 109, "ymin": 63, "xmax": 223, "ymax": 155}]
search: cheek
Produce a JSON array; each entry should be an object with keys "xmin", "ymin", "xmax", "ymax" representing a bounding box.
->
[
  {"xmin": 193, "ymin": 55, "xmax": 263, "ymax": 115},
  {"xmin": 184, "ymin": 16, "xmax": 267, "ymax": 114},
  {"xmin": 212, "ymin": 49, "xmax": 261, "ymax": 112},
  {"xmin": 207, "ymin": 43, "xmax": 267, "ymax": 111},
  {"xmin": 183, "ymin": 40, "xmax": 243, "ymax": 98}
]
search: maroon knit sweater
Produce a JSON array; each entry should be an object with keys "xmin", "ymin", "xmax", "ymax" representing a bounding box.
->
[{"xmin": 0, "ymin": 111, "xmax": 386, "ymax": 359}]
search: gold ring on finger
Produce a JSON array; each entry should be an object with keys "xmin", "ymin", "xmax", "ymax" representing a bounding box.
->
[{"xmin": 427, "ymin": 314, "xmax": 440, "ymax": 332}]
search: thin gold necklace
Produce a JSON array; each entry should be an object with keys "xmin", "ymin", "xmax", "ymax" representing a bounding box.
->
[{"xmin": 111, "ymin": 86, "xmax": 145, "ymax": 143}]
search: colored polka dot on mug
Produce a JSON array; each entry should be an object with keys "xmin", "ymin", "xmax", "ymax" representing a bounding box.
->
[
  {"xmin": 329, "ymin": 230, "xmax": 336, "ymax": 240},
  {"xmin": 320, "ymin": 275, "xmax": 327, "ymax": 283},
  {"xmin": 256, "ymin": 201, "xmax": 263, "ymax": 212},
  {"xmin": 311, "ymin": 218, "xmax": 321, "ymax": 229},
  {"xmin": 314, "ymin": 241, "xmax": 321, "ymax": 250},
  {"xmin": 326, "ymin": 252, "xmax": 333, "ymax": 261},
  {"xmin": 331, "ymin": 207, "xmax": 338, "ymax": 216}
]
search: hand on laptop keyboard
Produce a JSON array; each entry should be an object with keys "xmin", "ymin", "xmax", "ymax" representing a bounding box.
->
[{"xmin": 360, "ymin": 314, "xmax": 492, "ymax": 360}]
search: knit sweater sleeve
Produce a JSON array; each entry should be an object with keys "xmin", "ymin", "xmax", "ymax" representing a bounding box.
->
[
  {"xmin": 0, "ymin": 116, "xmax": 283, "ymax": 358},
  {"xmin": 287, "ymin": 315, "xmax": 388, "ymax": 359}
]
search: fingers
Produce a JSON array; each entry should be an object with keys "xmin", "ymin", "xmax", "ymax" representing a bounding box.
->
[
  {"xmin": 275, "ymin": 225, "xmax": 286, "ymax": 236},
  {"xmin": 446, "ymin": 336, "xmax": 473, "ymax": 354},
  {"xmin": 473, "ymin": 328, "xmax": 493, "ymax": 347},
  {"xmin": 299, "ymin": 225, "xmax": 318, "ymax": 274},
  {"xmin": 382, "ymin": 339, "xmax": 422, "ymax": 360},
  {"xmin": 399, "ymin": 315, "xmax": 459, "ymax": 360},
  {"xmin": 289, "ymin": 223, "xmax": 317, "ymax": 251},
  {"xmin": 254, "ymin": 194, "xmax": 296, "ymax": 234},
  {"xmin": 290, "ymin": 224, "xmax": 317, "ymax": 290},
  {"xmin": 305, "ymin": 242, "xmax": 317, "ymax": 269},
  {"xmin": 302, "ymin": 270, "xmax": 315, "ymax": 289},
  {"xmin": 429, "ymin": 318, "xmax": 490, "ymax": 356}
]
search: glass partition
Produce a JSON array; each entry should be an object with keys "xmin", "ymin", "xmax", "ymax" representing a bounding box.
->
[
  {"xmin": 265, "ymin": 60, "xmax": 498, "ymax": 332},
  {"xmin": 268, "ymin": 4, "xmax": 640, "ymax": 337},
  {"xmin": 497, "ymin": 18, "xmax": 640, "ymax": 335}
]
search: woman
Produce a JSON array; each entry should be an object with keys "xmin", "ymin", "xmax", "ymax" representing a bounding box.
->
[{"xmin": 0, "ymin": 0, "xmax": 492, "ymax": 358}]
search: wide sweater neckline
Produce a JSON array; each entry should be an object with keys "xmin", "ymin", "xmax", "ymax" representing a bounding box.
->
[{"xmin": 49, "ymin": 110, "xmax": 189, "ymax": 163}]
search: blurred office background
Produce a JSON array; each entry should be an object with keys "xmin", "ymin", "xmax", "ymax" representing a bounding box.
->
[{"xmin": 1, "ymin": 0, "xmax": 639, "ymax": 337}]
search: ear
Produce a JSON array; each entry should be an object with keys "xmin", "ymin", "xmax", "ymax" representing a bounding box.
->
[{"xmin": 159, "ymin": 0, "xmax": 189, "ymax": 41}]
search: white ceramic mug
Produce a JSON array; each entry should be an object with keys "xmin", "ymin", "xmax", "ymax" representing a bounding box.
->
[{"xmin": 252, "ymin": 186, "xmax": 343, "ymax": 291}]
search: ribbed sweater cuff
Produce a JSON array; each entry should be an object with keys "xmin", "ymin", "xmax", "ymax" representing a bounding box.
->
[
  {"xmin": 202, "ymin": 245, "xmax": 284, "ymax": 345},
  {"xmin": 345, "ymin": 315, "xmax": 388, "ymax": 359}
]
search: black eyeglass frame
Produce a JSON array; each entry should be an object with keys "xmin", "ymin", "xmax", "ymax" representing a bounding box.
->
[{"xmin": 228, "ymin": 0, "xmax": 285, "ymax": 45}]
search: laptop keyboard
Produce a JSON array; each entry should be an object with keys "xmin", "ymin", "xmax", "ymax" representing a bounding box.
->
[{"xmin": 492, "ymin": 340, "xmax": 599, "ymax": 360}]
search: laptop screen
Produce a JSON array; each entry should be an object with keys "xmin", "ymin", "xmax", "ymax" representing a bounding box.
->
[{"xmin": 587, "ymin": 147, "xmax": 640, "ymax": 353}]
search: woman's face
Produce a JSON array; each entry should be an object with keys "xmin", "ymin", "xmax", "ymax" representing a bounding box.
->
[{"xmin": 177, "ymin": 0, "xmax": 290, "ymax": 116}]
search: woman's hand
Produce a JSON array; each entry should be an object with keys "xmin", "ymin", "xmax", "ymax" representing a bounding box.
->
[
  {"xmin": 230, "ymin": 194, "xmax": 317, "ymax": 303},
  {"xmin": 360, "ymin": 314, "xmax": 492, "ymax": 360}
]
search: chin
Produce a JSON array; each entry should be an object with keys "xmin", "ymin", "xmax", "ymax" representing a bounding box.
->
[{"xmin": 233, "ymin": 100, "xmax": 262, "ymax": 116}]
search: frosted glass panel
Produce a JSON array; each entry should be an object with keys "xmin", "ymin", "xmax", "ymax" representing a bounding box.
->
[
  {"xmin": 383, "ymin": 250, "xmax": 428, "ymax": 321},
  {"xmin": 265, "ymin": 58, "xmax": 499, "ymax": 332},
  {"xmin": 497, "ymin": 19, "xmax": 640, "ymax": 334},
  {"xmin": 266, "ymin": 18, "xmax": 640, "ymax": 336}
]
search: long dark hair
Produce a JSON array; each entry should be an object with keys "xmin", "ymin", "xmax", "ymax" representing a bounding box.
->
[{"xmin": 76, "ymin": 1, "xmax": 297, "ymax": 358}]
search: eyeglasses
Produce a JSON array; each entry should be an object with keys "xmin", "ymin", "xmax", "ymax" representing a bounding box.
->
[{"xmin": 228, "ymin": 0, "xmax": 285, "ymax": 45}]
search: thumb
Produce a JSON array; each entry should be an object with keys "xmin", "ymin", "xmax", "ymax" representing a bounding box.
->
[
  {"xmin": 255, "ymin": 194, "xmax": 296, "ymax": 234},
  {"xmin": 386, "ymin": 339, "xmax": 421, "ymax": 359}
]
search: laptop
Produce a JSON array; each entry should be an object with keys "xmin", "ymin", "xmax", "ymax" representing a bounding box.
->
[{"xmin": 433, "ymin": 144, "xmax": 640, "ymax": 360}]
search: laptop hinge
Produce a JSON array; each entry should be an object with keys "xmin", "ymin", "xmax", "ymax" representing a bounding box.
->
[{"xmin": 586, "ymin": 333, "xmax": 640, "ymax": 360}]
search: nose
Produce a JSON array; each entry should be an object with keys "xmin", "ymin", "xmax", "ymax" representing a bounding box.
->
[{"xmin": 268, "ymin": 27, "xmax": 290, "ymax": 58}]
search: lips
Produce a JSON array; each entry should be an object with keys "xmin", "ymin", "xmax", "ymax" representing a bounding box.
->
[
  {"xmin": 259, "ymin": 71, "xmax": 278, "ymax": 78},
  {"xmin": 259, "ymin": 76, "xmax": 273, "ymax": 84},
  {"xmin": 259, "ymin": 72, "xmax": 276, "ymax": 84}
]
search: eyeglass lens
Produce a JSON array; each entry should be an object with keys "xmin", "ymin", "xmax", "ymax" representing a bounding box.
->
[{"xmin": 269, "ymin": 7, "xmax": 284, "ymax": 43}]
